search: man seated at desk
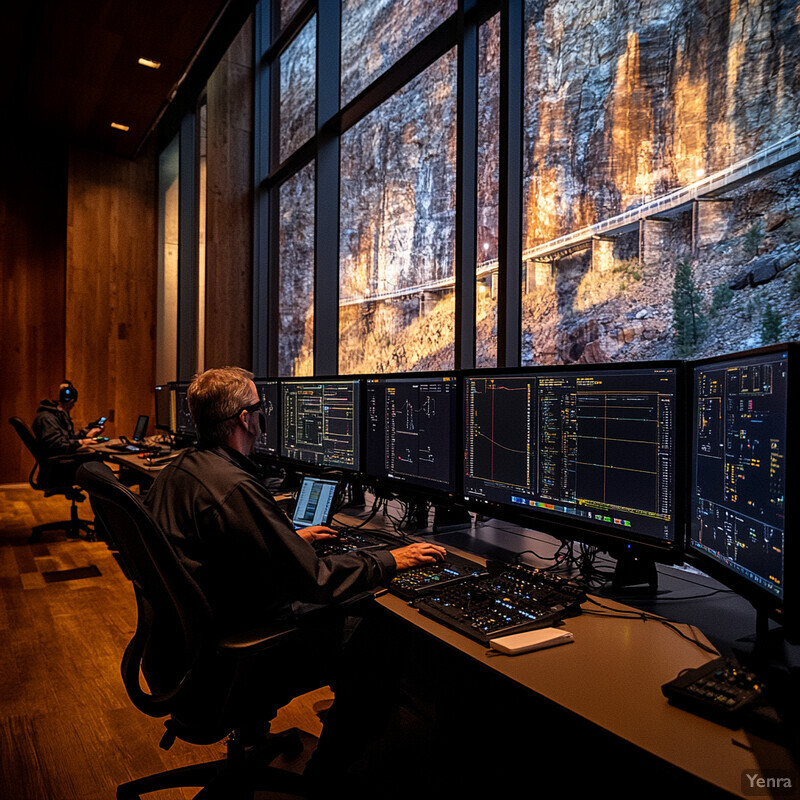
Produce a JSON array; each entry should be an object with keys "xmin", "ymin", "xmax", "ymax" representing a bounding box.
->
[
  {"xmin": 143, "ymin": 366, "xmax": 446, "ymax": 792},
  {"xmin": 33, "ymin": 380, "xmax": 103, "ymax": 485}
]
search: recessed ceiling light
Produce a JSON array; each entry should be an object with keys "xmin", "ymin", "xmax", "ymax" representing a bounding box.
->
[
  {"xmin": 110, "ymin": 122, "xmax": 130, "ymax": 132},
  {"xmin": 137, "ymin": 57, "xmax": 161, "ymax": 69}
]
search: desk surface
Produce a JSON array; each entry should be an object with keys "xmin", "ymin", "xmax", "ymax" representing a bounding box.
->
[
  {"xmin": 379, "ymin": 590, "xmax": 797, "ymax": 798},
  {"xmin": 87, "ymin": 439, "xmax": 179, "ymax": 474},
  {"xmin": 333, "ymin": 508, "xmax": 799, "ymax": 800}
]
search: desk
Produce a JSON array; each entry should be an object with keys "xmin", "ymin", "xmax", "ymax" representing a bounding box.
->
[
  {"xmin": 378, "ymin": 590, "xmax": 797, "ymax": 798},
  {"xmin": 86, "ymin": 440, "xmax": 178, "ymax": 489},
  {"xmin": 328, "ymin": 507, "xmax": 798, "ymax": 798}
]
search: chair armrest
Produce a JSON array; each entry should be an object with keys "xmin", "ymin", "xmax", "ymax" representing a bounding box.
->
[
  {"xmin": 48, "ymin": 450, "xmax": 98, "ymax": 464},
  {"xmin": 218, "ymin": 623, "xmax": 300, "ymax": 654}
]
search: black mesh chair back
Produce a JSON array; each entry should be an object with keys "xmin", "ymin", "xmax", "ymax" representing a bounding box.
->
[
  {"xmin": 9, "ymin": 416, "xmax": 94, "ymax": 541},
  {"xmin": 76, "ymin": 461, "xmax": 307, "ymax": 798}
]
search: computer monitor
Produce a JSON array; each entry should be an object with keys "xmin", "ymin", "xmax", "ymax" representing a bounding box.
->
[
  {"xmin": 365, "ymin": 372, "xmax": 458, "ymax": 497},
  {"xmin": 688, "ymin": 343, "xmax": 797, "ymax": 643},
  {"xmin": 170, "ymin": 382, "xmax": 196, "ymax": 439},
  {"xmin": 462, "ymin": 362, "xmax": 683, "ymax": 562},
  {"xmin": 280, "ymin": 378, "xmax": 361, "ymax": 471},
  {"xmin": 154, "ymin": 385, "xmax": 171, "ymax": 431},
  {"xmin": 252, "ymin": 379, "xmax": 279, "ymax": 456}
]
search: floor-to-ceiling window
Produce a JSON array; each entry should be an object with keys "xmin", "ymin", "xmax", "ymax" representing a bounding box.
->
[
  {"xmin": 252, "ymin": 0, "xmax": 800, "ymax": 376},
  {"xmin": 157, "ymin": 134, "xmax": 179, "ymax": 384}
]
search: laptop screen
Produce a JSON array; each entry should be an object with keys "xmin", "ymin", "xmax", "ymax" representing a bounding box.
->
[
  {"xmin": 291, "ymin": 477, "xmax": 339, "ymax": 530},
  {"xmin": 133, "ymin": 415, "xmax": 149, "ymax": 442}
]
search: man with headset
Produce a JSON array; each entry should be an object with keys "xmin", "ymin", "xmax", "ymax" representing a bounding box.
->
[
  {"xmin": 144, "ymin": 366, "xmax": 447, "ymax": 795},
  {"xmin": 33, "ymin": 380, "xmax": 103, "ymax": 457}
]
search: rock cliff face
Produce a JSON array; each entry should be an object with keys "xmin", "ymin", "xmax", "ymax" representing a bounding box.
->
[
  {"xmin": 522, "ymin": 0, "xmax": 800, "ymax": 242},
  {"xmin": 520, "ymin": 0, "xmax": 800, "ymax": 364},
  {"xmin": 281, "ymin": 0, "xmax": 800, "ymax": 375},
  {"xmin": 338, "ymin": 49, "xmax": 458, "ymax": 373}
]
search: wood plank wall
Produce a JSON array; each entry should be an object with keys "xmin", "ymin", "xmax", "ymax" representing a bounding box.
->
[
  {"xmin": 66, "ymin": 142, "xmax": 157, "ymax": 443},
  {"xmin": 204, "ymin": 15, "xmax": 254, "ymax": 370},
  {"xmin": 0, "ymin": 134, "xmax": 157, "ymax": 484},
  {"xmin": 0, "ymin": 132, "xmax": 68, "ymax": 485},
  {"xmin": 2, "ymin": 13, "xmax": 254, "ymax": 483}
]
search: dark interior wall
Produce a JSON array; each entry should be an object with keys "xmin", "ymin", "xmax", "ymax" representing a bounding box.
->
[
  {"xmin": 0, "ymin": 133, "xmax": 157, "ymax": 485},
  {"xmin": 0, "ymin": 131, "xmax": 68, "ymax": 484}
]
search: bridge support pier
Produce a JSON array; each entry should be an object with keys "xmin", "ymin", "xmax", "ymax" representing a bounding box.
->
[
  {"xmin": 692, "ymin": 198, "xmax": 734, "ymax": 253},
  {"xmin": 591, "ymin": 236, "xmax": 617, "ymax": 273},
  {"xmin": 420, "ymin": 290, "xmax": 437, "ymax": 316},
  {"xmin": 524, "ymin": 259, "xmax": 554, "ymax": 293},
  {"xmin": 639, "ymin": 218, "xmax": 672, "ymax": 269}
]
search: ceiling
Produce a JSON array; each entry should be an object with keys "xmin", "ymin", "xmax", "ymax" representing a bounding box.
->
[{"xmin": 0, "ymin": 0, "xmax": 235, "ymax": 159}]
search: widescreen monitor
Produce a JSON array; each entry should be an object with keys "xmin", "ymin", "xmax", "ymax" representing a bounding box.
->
[
  {"xmin": 688, "ymin": 343, "xmax": 796, "ymax": 639},
  {"xmin": 365, "ymin": 373, "xmax": 458, "ymax": 496},
  {"xmin": 281, "ymin": 378, "xmax": 361, "ymax": 471},
  {"xmin": 252, "ymin": 379, "xmax": 280, "ymax": 456},
  {"xmin": 462, "ymin": 362, "xmax": 682, "ymax": 556}
]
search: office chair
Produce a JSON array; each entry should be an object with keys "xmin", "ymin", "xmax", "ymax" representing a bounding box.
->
[
  {"xmin": 8, "ymin": 416, "xmax": 95, "ymax": 543},
  {"xmin": 76, "ymin": 461, "xmax": 318, "ymax": 799}
]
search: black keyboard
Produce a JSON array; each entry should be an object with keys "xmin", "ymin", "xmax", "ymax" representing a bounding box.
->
[
  {"xmin": 314, "ymin": 528, "xmax": 396, "ymax": 557},
  {"xmin": 389, "ymin": 552, "xmax": 489, "ymax": 599},
  {"xmin": 413, "ymin": 564, "xmax": 586, "ymax": 644}
]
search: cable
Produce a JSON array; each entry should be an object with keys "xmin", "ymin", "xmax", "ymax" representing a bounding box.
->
[{"xmin": 584, "ymin": 597, "xmax": 719, "ymax": 656}]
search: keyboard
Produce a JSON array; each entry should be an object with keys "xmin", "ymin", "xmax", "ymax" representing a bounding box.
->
[
  {"xmin": 413, "ymin": 564, "xmax": 586, "ymax": 644},
  {"xmin": 388, "ymin": 551, "xmax": 489, "ymax": 599},
  {"xmin": 313, "ymin": 528, "xmax": 396, "ymax": 557}
]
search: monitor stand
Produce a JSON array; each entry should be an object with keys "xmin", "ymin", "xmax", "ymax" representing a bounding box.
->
[
  {"xmin": 598, "ymin": 550, "xmax": 667, "ymax": 598},
  {"xmin": 340, "ymin": 479, "xmax": 366, "ymax": 510},
  {"xmin": 432, "ymin": 505, "xmax": 472, "ymax": 533}
]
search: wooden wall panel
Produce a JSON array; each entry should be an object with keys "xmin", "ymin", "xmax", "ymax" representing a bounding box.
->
[
  {"xmin": 204, "ymin": 14, "xmax": 254, "ymax": 370},
  {"xmin": 0, "ymin": 133, "xmax": 68, "ymax": 484},
  {"xmin": 66, "ymin": 142, "xmax": 157, "ymax": 442}
]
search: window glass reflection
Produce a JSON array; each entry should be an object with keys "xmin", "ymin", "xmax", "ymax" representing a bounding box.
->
[
  {"xmin": 341, "ymin": 0, "xmax": 456, "ymax": 105},
  {"xmin": 476, "ymin": 14, "xmax": 500, "ymax": 368},
  {"xmin": 280, "ymin": 16, "xmax": 316, "ymax": 164},
  {"xmin": 339, "ymin": 50, "xmax": 457, "ymax": 374},
  {"xmin": 279, "ymin": 162, "xmax": 315, "ymax": 376}
]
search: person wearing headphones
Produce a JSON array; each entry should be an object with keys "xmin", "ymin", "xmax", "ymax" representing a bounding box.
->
[{"xmin": 33, "ymin": 381, "xmax": 104, "ymax": 460}]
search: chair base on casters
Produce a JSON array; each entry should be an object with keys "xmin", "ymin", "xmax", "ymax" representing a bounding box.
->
[
  {"xmin": 116, "ymin": 729, "xmax": 307, "ymax": 799},
  {"xmin": 29, "ymin": 491, "xmax": 95, "ymax": 544}
]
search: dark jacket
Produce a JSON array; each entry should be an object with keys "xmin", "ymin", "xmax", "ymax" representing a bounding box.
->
[
  {"xmin": 32, "ymin": 400, "xmax": 84, "ymax": 458},
  {"xmin": 143, "ymin": 445, "xmax": 397, "ymax": 636}
]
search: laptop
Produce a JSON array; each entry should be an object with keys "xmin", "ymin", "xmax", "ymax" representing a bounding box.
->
[
  {"xmin": 291, "ymin": 476, "xmax": 339, "ymax": 530},
  {"xmin": 107, "ymin": 415, "xmax": 150, "ymax": 452}
]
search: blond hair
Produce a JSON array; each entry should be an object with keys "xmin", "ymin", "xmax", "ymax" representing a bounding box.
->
[{"xmin": 187, "ymin": 367, "xmax": 254, "ymax": 446}]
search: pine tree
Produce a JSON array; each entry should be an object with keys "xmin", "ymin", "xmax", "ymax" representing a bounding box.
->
[
  {"xmin": 761, "ymin": 304, "xmax": 783, "ymax": 344},
  {"xmin": 672, "ymin": 259, "xmax": 706, "ymax": 358}
]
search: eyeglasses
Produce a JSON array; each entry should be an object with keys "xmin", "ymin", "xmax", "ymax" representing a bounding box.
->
[{"xmin": 220, "ymin": 399, "xmax": 266, "ymax": 422}]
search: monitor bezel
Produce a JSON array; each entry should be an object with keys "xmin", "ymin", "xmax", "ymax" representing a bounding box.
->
[
  {"xmin": 170, "ymin": 381, "xmax": 196, "ymax": 439},
  {"xmin": 251, "ymin": 377, "xmax": 281, "ymax": 457},
  {"xmin": 459, "ymin": 359, "xmax": 687, "ymax": 563},
  {"xmin": 684, "ymin": 342, "xmax": 797, "ymax": 639},
  {"xmin": 278, "ymin": 375, "xmax": 363, "ymax": 473},
  {"xmin": 154, "ymin": 385, "xmax": 172, "ymax": 431},
  {"xmin": 362, "ymin": 370, "xmax": 461, "ymax": 503}
]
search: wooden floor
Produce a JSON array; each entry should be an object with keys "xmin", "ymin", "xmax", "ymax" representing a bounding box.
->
[{"xmin": 0, "ymin": 485, "xmax": 333, "ymax": 800}]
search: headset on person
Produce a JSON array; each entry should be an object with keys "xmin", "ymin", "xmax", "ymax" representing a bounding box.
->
[{"xmin": 59, "ymin": 381, "xmax": 78, "ymax": 404}]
